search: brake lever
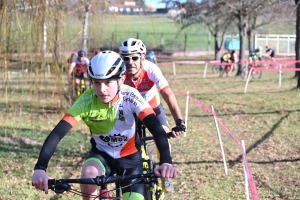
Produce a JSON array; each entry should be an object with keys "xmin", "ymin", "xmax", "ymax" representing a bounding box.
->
[{"xmin": 53, "ymin": 182, "xmax": 71, "ymax": 194}]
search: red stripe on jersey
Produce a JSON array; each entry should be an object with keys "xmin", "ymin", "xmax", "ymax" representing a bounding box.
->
[
  {"xmin": 62, "ymin": 114, "xmax": 78, "ymax": 127},
  {"xmin": 120, "ymin": 135, "xmax": 138, "ymax": 157},
  {"xmin": 124, "ymin": 69, "xmax": 155, "ymax": 92},
  {"xmin": 138, "ymin": 107, "xmax": 155, "ymax": 121}
]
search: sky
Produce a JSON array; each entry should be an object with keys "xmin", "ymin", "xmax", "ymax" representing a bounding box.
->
[{"xmin": 144, "ymin": 0, "xmax": 186, "ymax": 9}]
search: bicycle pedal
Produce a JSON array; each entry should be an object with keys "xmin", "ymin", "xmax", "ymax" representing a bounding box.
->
[{"xmin": 162, "ymin": 178, "xmax": 174, "ymax": 192}]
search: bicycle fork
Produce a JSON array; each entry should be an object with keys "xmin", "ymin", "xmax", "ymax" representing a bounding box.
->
[{"xmin": 141, "ymin": 144, "xmax": 164, "ymax": 200}]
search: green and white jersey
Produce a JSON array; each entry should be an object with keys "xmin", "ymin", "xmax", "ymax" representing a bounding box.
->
[{"xmin": 63, "ymin": 85, "xmax": 155, "ymax": 159}]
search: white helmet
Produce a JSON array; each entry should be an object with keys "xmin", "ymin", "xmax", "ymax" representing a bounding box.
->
[
  {"xmin": 258, "ymin": 46, "xmax": 263, "ymax": 51},
  {"xmin": 88, "ymin": 51, "xmax": 125, "ymax": 80},
  {"xmin": 119, "ymin": 38, "xmax": 146, "ymax": 55}
]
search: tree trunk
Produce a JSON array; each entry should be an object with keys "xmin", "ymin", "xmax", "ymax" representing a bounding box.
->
[
  {"xmin": 236, "ymin": 20, "xmax": 247, "ymax": 76},
  {"xmin": 54, "ymin": 11, "xmax": 61, "ymax": 65},
  {"xmin": 247, "ymin": 29, "xmax": 254, "ymax": 51},
  {"xmin": 82, "ymin": 2, "xmax": 91, "ymax": 53}
]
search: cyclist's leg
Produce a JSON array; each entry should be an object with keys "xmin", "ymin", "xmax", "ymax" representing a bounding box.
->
[
  {"xmin": 81, "ymin": 151, "xmax": 111, "ymax": 200},
  {"xmin": 115, "ymin": 152, "xmax": 144, "ymax": 200},
  {"xmin": 225, "ymin": 63, "xmax": 233, "ymax": 77}
]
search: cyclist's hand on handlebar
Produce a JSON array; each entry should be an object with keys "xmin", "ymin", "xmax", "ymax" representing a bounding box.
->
[
  {"xmin": 154, "ymin": 163, "xmax": 177, "ymax": 178},
  {"xmin": 32, "ymin": 169, "xmax": 51, "ymax": 194},
  {"xmin": 171, "ymin": 123, "xmax": 186, "ymax": 138}
]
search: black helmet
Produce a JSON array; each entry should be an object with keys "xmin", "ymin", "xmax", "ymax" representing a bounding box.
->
[{"xmin": 78, "ymin": 50, "xmax": 86, "ymax": 57}]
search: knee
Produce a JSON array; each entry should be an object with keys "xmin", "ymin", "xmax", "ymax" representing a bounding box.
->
[
  {"xmin": 81, "ymin": 160, "xmax": 103, "ymax": 179},
  {"xmin": 162, "ymin": 125, "xmax": 170, "ymax": 133},
  {"xmin": 80, "ymin": 160, "xmax": 104, "ymax": 195}
]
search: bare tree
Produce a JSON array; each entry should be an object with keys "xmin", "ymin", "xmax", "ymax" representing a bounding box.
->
[
  {"xmin": 211, "ymin": 0, "xmax": 283, "ymax": 74},
  {"xmin": 167, "ymin": 0, "xmax": 234, "ymax": 60}
]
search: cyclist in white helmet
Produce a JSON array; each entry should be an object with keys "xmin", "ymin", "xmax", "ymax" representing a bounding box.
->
[
  {"xmin": 119, "ymin": 38, "xmax": 186, "ymax": 138},
  {"xmin": 32, "ymin": 51, "xmax": 176, "ymax": 200}
]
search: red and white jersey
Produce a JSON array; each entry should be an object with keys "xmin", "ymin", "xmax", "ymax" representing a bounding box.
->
[
  {"xmin": 72, "ymin": 57, "xmax": 90, "ymax": 74},
  {"xmin": 124, "ymin": 60, "xmax": 169, "ymax": 108}
]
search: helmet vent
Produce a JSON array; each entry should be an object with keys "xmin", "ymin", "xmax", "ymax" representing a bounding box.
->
[
  {"xmin": 88, "ymin": 64, "xmax": 94, "ymax": 76},
  {"xmin": 131, "ymin": 41, "xmax": 137, "ymax": 46},
  {"xmin": 106, "ymin": 57, "xmax": 122, "ymax": 77}
]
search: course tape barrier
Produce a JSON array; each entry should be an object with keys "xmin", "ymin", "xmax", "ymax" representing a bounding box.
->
[
  {"xmin": 157, "ymin": 57, "xmax": 297, "ymax": 68},
  {"xmin": 173, "ymin": 90, "xmax": 259, "ymax": 200}
]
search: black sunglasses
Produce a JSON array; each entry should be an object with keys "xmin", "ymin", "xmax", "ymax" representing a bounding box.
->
[{"xmin": 122, "ymin": 56, "xmax": 141, "ymax": 62}]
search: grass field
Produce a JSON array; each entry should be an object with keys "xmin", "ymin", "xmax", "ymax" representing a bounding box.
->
[
  {"xmin": 1, "ymin": 57, "xmax": 299, "ymax": 199},
  {"xmin": 66, "ymin": 14, "xmax": 210, "ymax": 52}
]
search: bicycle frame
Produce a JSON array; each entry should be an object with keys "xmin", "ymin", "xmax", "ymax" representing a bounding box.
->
[
  {"xmin": 75, "ymin": 77, "xmax": 87, "ymax": 98},
  {"xmin": 137, "ymin": 121, "xmax": 173, "ymax": 200}
]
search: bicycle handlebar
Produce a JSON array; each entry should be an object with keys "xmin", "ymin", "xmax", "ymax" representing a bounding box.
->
[
  {"xmin": 140, "ymin": 132, "xmax": 173, "ymax": 141},
  {"xmin": 48, "ymin": 173, "xmax": 159, "ymax": 194}
]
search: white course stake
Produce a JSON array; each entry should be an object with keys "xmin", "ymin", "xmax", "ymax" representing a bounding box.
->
[
  {"xmin": 173, "ymin": 62, "xmax": 176, "ymax": 76},
  {"xmin": 242, "ymin": 140, "xmax": 250, "ymax": 200},
  {"xmin": 203, "ymin": 62, "xmax": 208, "ymax": 78},
  {"xmin": 184, "ymin": 91, "xmax": 189, "ymax": 137},
  {"xmin": 244, "ymin": 67, "xmax": 253, "ymax": 93},
  {"xmin": 211, "ymin": 105, "xmax": 228, "ymax": 175},
  {"xmin": 279, "ymin": 64, "xmax": 282, "ymax": 87}
]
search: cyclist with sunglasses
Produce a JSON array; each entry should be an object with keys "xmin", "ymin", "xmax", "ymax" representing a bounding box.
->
[
  {"xmin": 119, "ymin": 38, "xmax": 186, "ymax": 138},
  {"xmin": 32, "ymin": 51, "xmax": 176, "ymax": 200}
]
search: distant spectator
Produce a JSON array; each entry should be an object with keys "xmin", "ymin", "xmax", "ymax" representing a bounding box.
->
[
  {"xmin": 265, "ymin": 44, "xmax": 275, "ymax": 66},
  {"xmin": 146, "ymin": 50, "xmax": 157, "ymax": 64}
]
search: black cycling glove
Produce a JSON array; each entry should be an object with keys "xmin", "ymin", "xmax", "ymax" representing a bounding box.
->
[
  {"xmin": 172, "ymin": 124, "xmax": 186, "ymax": 132},
  {"xmin": 172, "ymin": 119, "xmax": 186, "ymax": 132}
]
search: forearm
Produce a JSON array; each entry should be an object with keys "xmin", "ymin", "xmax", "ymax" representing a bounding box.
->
[
  {"xmin": 142, "ymin": 114, "xmax": 172, "ymax": 165},
  {"xmin": 161, "ymin": 88, "xmax": 183, "ymax": 121},
  {"xmin": 34, "ymin": 120, "xmax": 72, "ymax": 171},
  {"xmin": 68, "ymin": 64, "xmax": 75, "ymax": 77}
]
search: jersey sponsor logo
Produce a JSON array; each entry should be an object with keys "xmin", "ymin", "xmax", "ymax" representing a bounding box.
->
[
  {"xmin": 118, "ymin": 109, "xmax": 125, "ymax": 121},
  {"xmin": 129, "ymin": 92, "xmax": 144, "ymax": 105},
  {"xmin": 99, "ymin": 134, "xmax": 128, "ymax": 148},
  {"xmin": 89, "ymin": 115, "xmax": 105, "ymax": 121},
  {"xmin": 124, "ymin": 80, "xmax": 131, "ymax": 84},
  {"xmin": 138, "ymin": 84, "xmax": 151, "ymax": 90},
  {"xmin": 89, "ymin": 111, "xmax": 105, "ymax": 121}
]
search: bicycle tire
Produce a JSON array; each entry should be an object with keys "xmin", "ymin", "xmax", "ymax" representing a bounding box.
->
[
  {"xmin": 251, "ymin": 68, "xmax": 262, "ymax": 79},
  {"xmin": 219, "ymin": 66, "xmax": 225, "ymax": 77},
  {"xmin": 212, "ymin": 65, "xmax": 220, "ymax": 74}
]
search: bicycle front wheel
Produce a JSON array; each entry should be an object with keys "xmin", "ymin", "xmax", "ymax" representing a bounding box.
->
[
  {"xmin": 241, "ymin": 66, "xmax": 248, "ymax": 79},
  {"xmin": 251, "ymin": 68, "xmax": 262, "ymax": 79},
  {"xmin": 219, "ymin": 66, "xmax": 225, "ymax": 77},
  {"xmin": 212, "ymin": 66, "xmax": 220, "ymax": 74}
]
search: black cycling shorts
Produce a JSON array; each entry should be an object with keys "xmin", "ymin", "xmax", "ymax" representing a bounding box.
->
[
  {"xmin": 86, "ymin": 150, "xmax": 144, "ymax": 195},
  {"xmin": 153, "ymin": 104, "xmax": 169, "ymax": 128}
]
